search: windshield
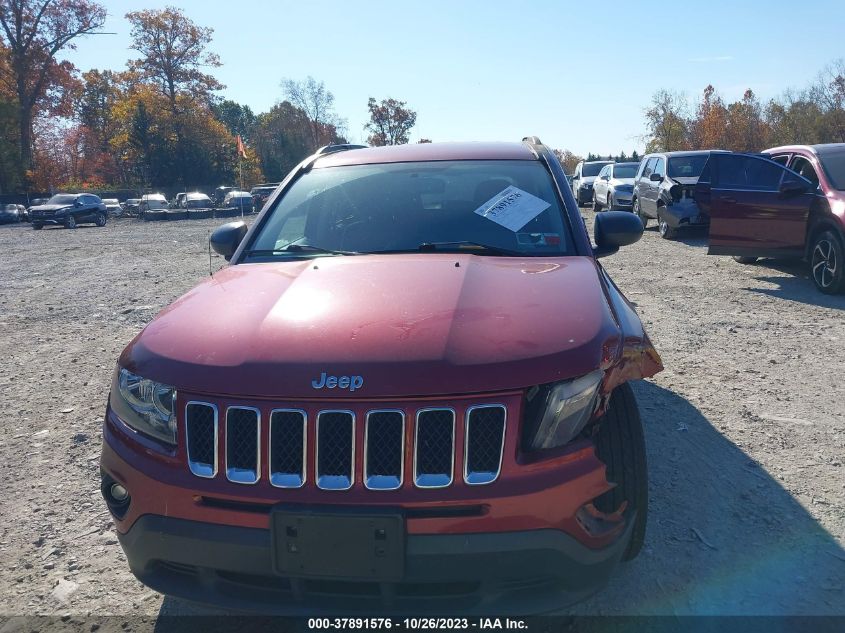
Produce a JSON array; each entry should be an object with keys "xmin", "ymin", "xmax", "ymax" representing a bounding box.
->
[
  {"xmin": 582, "ymin": 163, "xmax": 609, "ymax": 177},
  {"xmin": 818, "ymin": 148, "xmax": 845, "ymax": 190},
  {"xmin": 667, "ymin": 155, "xmax": 708, "ymax": 178},
  {"xmin": 246, "ymin": 160, "xmax": 573, "ymax": 259},
  {"xmin": 47, "ymin": 194, "xmax": 76, "ymax": 205},
  {"xmin": 612, "ymin": 164, "xmax": 638, "ymax": 179}
]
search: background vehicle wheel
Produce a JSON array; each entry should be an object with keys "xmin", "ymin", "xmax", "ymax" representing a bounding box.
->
[
  {"xmin": 592, "ymin": 382, "xmax": 648, "ymax": 561},
  {"xmin": 95, "ymin": 213, "xmax": 107, "ymax": 227},
  {"xmin": 810, "ymin": 230, "xmax": 845, "ymax": 294},
  {"xmin": 657, "ymin": 212, "xmax": 676, "ymax": 239},
  {"xmin": 591, "ymin": 192, "xmax": 601, "ymax": 212},
  {"xmin": 607, "ymin": 193, "xmax": 614, "ymax": 211},
  {"xmin": 634, "ymin": 198, "xmax": 648, "ymax": 228},
  {"xmin": 65, "ymin": 215, "xmax": 77, "ymax": 229},
  {"xmin": 732, "ymin": 256, "xmax": 758, "ymax": 264},
  {"xmin": 32, "ymin": 223, "xmax": 42, "ymax": 230}
]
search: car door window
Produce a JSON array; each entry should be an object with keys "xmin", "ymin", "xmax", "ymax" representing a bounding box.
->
[
  {"xmin": 770, "ymin": 154, "xmax": 790, "ymax": 166},
  {"xmin": 789, "ymin": 156, "xmax": 820, "ymax": 188},
  {"xmin": 642, "ymin": 158, "xmax": 656, "ymax": 179},
  {"xmin": 715, "ymin": 155, "xmax": 787, "ymax": 191},
  {"xmin": 653, "ymin": 158, "xmax": 665, "ymax": 179}
]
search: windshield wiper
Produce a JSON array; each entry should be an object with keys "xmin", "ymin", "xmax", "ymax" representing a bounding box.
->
[
  {"xmin": 245, "ymin": 244, "xmax": 360, "ymax": 257},
  {"xmin": 417, "ymin": 241, "xmax": 523, "ymax": 256}
]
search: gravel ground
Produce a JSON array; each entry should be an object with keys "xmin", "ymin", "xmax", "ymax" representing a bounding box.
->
[{"xmin": 0, "ymin": 213, "xmax": 843, "ymax": 620}]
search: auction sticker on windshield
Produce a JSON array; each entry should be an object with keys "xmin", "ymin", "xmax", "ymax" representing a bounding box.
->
[{"xmin": 474, "ymin": 186, "xmax": 551, "ymax": 232}]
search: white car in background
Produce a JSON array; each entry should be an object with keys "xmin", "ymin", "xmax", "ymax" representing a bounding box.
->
[
  {"xmin": 139, "ymin": 194, "xmax": 169, "ymax": 214},
  {"xmin": 592, "ymin": 162, "xmax": 640, "ymax": 211},
  {"xmin": 102, "ymin": 198, "xmax": 122, "ymax": 216}
]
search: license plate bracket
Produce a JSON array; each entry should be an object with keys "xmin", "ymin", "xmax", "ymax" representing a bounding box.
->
[{"xmin": 271, "ymin": 506, "xmax": 405, "ymax": 581}]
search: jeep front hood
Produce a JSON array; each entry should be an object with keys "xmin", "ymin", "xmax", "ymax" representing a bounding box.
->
[{"xmin": 121, "ymin": 254, "xmax": 660, "ymax": 398}]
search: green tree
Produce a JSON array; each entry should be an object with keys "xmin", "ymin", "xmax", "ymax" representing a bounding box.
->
[
  {"xmin": 364, "ymin": 97, "xmax": 417, "ymax": 146},
  {"xmin": 643, "ymin": 89, "xmax": 690, "ymax": 152}
]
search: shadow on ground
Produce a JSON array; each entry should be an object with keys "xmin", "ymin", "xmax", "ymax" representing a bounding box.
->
[
  {"xmin": 575, "ymin": 380, "xmax": 845, "ymax": 615},
  {"xmin": 739, "ymin": 259, "xmax": 845, "ymax": 310},
  {"xmin": 152, "ymin": 381, "xmax": 844, "ymax": 621}
]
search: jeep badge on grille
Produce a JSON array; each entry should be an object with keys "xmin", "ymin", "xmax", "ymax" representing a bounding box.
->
[{"xmin": 311, "ymin": 372, "xmax": 364, "ymax": 392}]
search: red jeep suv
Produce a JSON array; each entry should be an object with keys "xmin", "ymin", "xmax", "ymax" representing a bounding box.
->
[{"xmin": 100, "ymin": 138, "xmax": 663, "ymax": 613}]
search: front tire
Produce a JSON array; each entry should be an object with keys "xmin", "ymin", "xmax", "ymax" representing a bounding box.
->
[
  {"xmin": 657, "ymin": 211, "xmax": 676, "ymax": 240},
  {"xmin": 95, "ymin": 213, "xmax": 107, "ymax": 227},
  {"xmin": 32, "ymin": 223, "xmax": 42, "ymax": 230},
  {"xmin": 591, "ymin": 191, "xmax": 601, "ymax": 212},
  {"xmin": 634, "ymin": 198, "xmax": 648, "ymax": 228},
  {"xmin": 65, "ymin": 215, "xmax": 77, "ymax": 229},
  {"xmin": 607, "ymin": 193, "xmax": 614, "ymax": 211},
  {"xmin": 592, "ymin": 382, "xmax": 648, "ymax": 561},
  {"xmin": 810, "ymin": 229, "xmax": 845, "ymax": 294}
]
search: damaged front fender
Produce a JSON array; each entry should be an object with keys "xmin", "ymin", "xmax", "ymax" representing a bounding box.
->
[{"xmin": 598, "ymin": 267, "xmax": 664, "ymax": 393}]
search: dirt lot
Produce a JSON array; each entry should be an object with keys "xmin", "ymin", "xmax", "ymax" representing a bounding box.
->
[{"xmin": 0, "ymin": 213, "xmax": 843, "ymax": 619}]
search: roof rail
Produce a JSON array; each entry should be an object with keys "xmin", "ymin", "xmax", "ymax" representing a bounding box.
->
[
  {"xmin": 316, "ymin": 144, "xmax": 368, "ymax": 155},
  {"xmin": 522, "ymin": 136, "xmax": 543, "ymax": 146}
]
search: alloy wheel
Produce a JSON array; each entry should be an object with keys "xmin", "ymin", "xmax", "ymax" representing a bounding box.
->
[
  {"xmin": 65, "ymin": 215, "xmax": 77, "ymax": 229},
  {"xmin": 812, "ymin": 238, "xmax": 837, "ymax": 289}
]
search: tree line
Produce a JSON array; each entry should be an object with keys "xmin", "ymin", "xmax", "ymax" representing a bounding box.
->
[
  {"xmin": 0, "ymin": 2, "xmax": 419, "ymax": 194},
  {"xmin": 640, "ymin": 60, "xmax": 845, "ymax": 154}
]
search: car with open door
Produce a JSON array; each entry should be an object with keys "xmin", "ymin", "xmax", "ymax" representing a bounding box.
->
[{"xmin": 694, "ymin": 150, "xmax": 844, "ymax": 293}]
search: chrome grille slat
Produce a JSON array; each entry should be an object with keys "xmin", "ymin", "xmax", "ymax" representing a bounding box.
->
[
  {"xmin": 364, "ymin": 410, "xmax": 405, "ymax": 491},
  {"xmin": 225, "ymin": 407, "xmax": 260, "ymax": 484},
  {"xmin": 316, "ymin": 410, "xmax": 355, "ymax": 490},
  {"xmin": 414, "ymin": 408, "xmax": 455, "ymax": 489},
  {"xmin": 185, "ymin": 402, "xmax": 217, "ymax": 478},
  {"xmin": 464, "ymin": 404, "xmax": 506, "ymax": 485},
  {"xmin": 269, "ymin": 409, "xmax": 306, "ymax": 488}
]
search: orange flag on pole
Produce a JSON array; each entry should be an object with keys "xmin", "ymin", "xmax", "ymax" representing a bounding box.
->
[{"xmin": 236, "ymin": 135, "xmax": 247, "ymax": 158}]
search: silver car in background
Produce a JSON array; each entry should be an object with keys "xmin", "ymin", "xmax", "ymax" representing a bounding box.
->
[{"xmin": 591, "ymin": 162, "xmax": 639, "ymax": 211}]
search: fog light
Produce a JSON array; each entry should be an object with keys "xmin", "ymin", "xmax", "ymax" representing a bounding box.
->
[{"xmin": 110, "ymin": 483, "xmax": 129, "ymax": 502}]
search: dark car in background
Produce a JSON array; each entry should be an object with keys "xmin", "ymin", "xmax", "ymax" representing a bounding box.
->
[
  {"xmin": 592, "ymin": 162, "xmax": 639, "ymax": 212},
  {"xmin": 0, "ymin": 203, "xmax": 25, "ymax": 224},
  {"xmin": 185, "ymin": 192, "xmax": 212, "ymax": 209},
  {"xmin": 30, "ymin": 193, "xmax": 108, "ymax": 230},
  {"xmin": 632, "ymin": 151, "xmax": 716, "ymax": 239},
  {"xmin": 249, "ymin": 183, "xmax": 279, "ymax": 213},
  {"xmin": 212, "ymin": 186, "xmax": 236, "ymax": 207},
  {"xmin": 223, "ymin": 190, "xmax": 253, "ymax": 214},
  {"xmin": 571, "ymin": 160, "xmax": 613, "ymax": 205},
  {"xmin": 698, "ymin": 146, "xmax": 845, "ymax": 294}
]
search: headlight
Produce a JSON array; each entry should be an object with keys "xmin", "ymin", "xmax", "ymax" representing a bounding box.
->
[
  {"xmin": 522, "ymin": 370, "xmax": 603, "ymax": 451},
  {"xmin": 111, "ymin": 367, "xmax": 177, "ymax": 444}
]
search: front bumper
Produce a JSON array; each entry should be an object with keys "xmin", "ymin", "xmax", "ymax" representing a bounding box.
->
[
  {"xmin": 661, "ymin": 200, "xmax": 708, "ymax": 228},
  {"xmin": 118, "ymin": 512, "xmax": 632, "ymax": 614},
  {"xmin": 31, "ymin": 214, "xmax": 66, "ymax": 225},
  {"xmin": 576, "ymin": 186, "xmax": 593, "ymax": 205},
  {"xmin": 101, "ymin": 400, "xmax": 631, "ymax": 613}
]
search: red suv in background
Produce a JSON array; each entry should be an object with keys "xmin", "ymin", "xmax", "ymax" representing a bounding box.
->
[
  {"xmin": 100, "ymin": 138, "xmax": 662, "ymax": 613},
  {"xmin": 697, "ymin": 145, "xmax": 845, "ymax": 294}
]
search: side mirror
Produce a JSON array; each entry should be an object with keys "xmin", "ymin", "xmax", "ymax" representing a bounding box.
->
[
  {"xmin": 210, "ymin": 221, "xmax": 248, "ymax": 261},
  {"xmin": 593, "ymin": 211, "xmax": 644, "ymax": 258},
  {"xmin": 779, "ymin": 181, "xmax": 808, "ymax": 198},
  {"xmin": 649, "ymin": 173, "xmax": 663, "ymax": 182}
]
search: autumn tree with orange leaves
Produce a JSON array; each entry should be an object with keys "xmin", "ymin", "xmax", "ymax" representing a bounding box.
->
[{"xmin": 0, "ymin": 0, "xmax": 106, "ymax": 177}]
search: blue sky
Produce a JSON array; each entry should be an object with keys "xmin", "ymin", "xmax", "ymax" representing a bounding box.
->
[{"xmin": 62, "ymin": 0, "xmax": 845, "ymax": 155}]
